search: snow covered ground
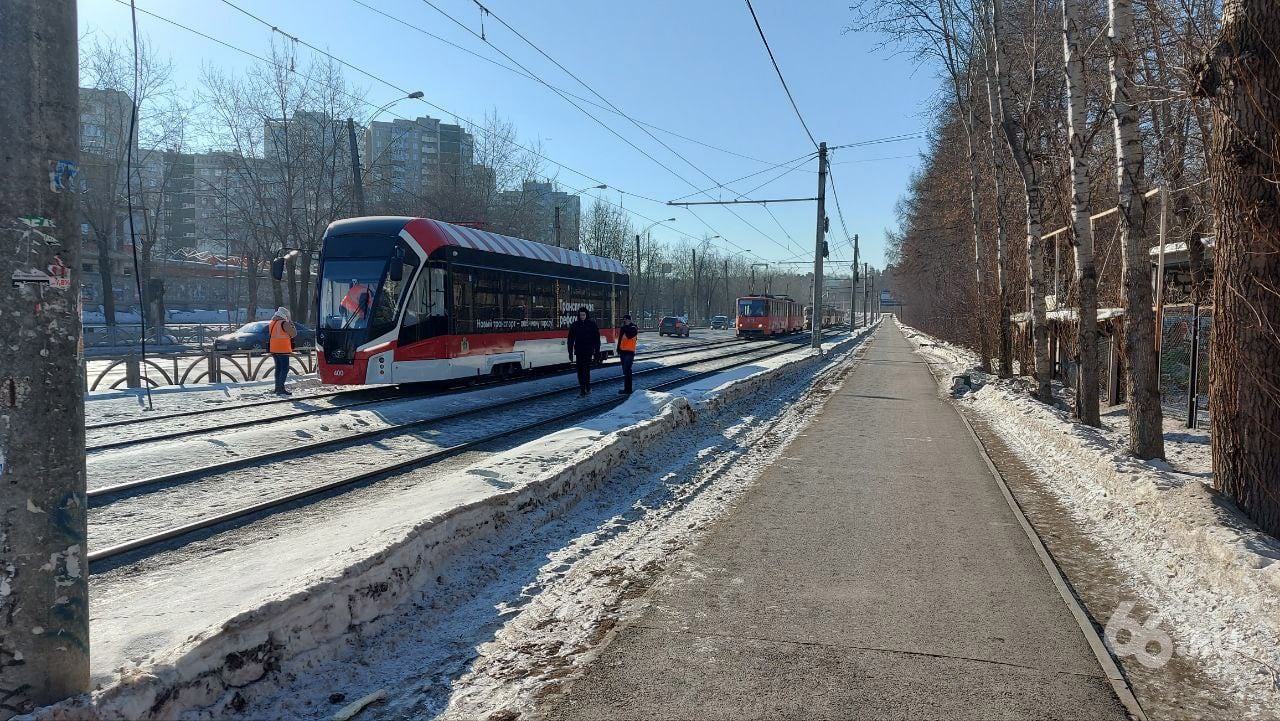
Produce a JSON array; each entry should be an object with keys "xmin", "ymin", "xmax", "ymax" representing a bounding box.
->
[
  {"xmin": 897, "ymin": 318, "xmax": 1280, "ymax": 719},
  {"xmin": 30, "ymin": 326, "xmax": 874, "ymax": 720}
]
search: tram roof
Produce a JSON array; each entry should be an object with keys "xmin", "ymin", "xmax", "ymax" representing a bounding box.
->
[{"xmin": 327, "ymin": 216, "xmax": 628, "ymax": 275}]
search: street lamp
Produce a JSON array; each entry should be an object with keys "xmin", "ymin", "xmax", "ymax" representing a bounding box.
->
[
  {"xmin": 554, "ymin": 183, "xmax": 608, "ymax": 248},
  {"xmin": 348, "ymin": 90, "xmax": 424, "ymax": 215}
]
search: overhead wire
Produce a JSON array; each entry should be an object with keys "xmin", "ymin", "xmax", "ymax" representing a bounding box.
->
[
  {"xmin": 438, "ymin": 0, "xmax": 802, "ymax": 257},
  {"xmin": 744, "ymin": 0, "xmax": 818, "ymax": 150},
  {"xmin": 346, "ymin": 0, "xmax": 780, "ymax": 166},
  {"xmin": 118, "ymin": 0, "xmax": 803, "ymax": 263},
  {"xmin": 135, "ymin": 1, "xmax": 769, "ymax": 260}
]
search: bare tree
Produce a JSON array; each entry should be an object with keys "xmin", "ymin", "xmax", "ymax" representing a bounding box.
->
[
  {"xmin": 78, "ymin": 35, "xmax": 179, "ymax": 326},
  {"xmin": 988, "ymin": 0, "xmax": 1052, "ymax": 402},
  {"xmin": 1108, "ymin": 0, "xmax": 1164, "ymax": 458},
  {"xmin": 201, "ymin": 44, "xmax": 365, "ymax": 324},
  {"xmin": 1194, "ymin": 0, "xmax": 1280, "ymax": 534},
  {"xmin": 1063, "ymin": 0, "xmax": 1101, "ymax": 426}
]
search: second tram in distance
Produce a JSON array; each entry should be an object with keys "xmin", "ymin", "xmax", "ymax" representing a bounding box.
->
[
  {"xmin": 308, "ymin": 216, "xmax": 628, "ymax": 385},
  {"xmin": 735, "ymin": 293, "xmax": 804, "ymax": 338}
]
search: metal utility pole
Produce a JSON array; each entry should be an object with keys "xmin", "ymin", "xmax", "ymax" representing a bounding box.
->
[
  {"xmin": 634, "ymin": 234, "xmax": 641, "ymax": 317},
  {"xmin": 1, "ymin": 0, "xmax": 90, "ymax": 712},
  {"xmin": 811, "ymin": 142, "xmax": 828, "ymax": 349},
  {"xmin": 347, "ymin": 118, "xmax": 366, "ymax": 216},
  {"xmin": 852, "ymin": 233, "xmax": 860, "ymax": 327},
  {"xmin": 722, "ymin": 259, "xmax": 729, "ymax": 318},
  {"xmin": 691, "ymin": 248, "xmax": 697, "ymax": 323},
  {"xmin": 554, "ymin": 204, "xmax": 562, "ymax": 248},
  {"xmin": 864, "ymin": 262, "xmax": 870, "ymax": 328}
]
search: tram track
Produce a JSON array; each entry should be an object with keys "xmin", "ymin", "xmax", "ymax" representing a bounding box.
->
[
  {"xmin": 85, "ymin": 335, "xmax": 750, "ymax": 452},
  {"xmin": 86, "ymin": 331, "xmax": 828, "ymax": 566},
  {"xmin": 86, "ymin": 336, "xmax": 799, "ymax": 500}
]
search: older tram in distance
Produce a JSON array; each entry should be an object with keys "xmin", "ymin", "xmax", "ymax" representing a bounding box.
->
[
  {"xmin": 307, "ymin": 217, "xmax": 628, "ymax": 385},
  {"xmin": 735, "ymin": 293, "xmax": 803, "ymax": 338}
]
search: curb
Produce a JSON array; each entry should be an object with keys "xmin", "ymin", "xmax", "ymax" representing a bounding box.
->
[{"xmin": 949, "ymin": 391, "xmax": 1149, "ymax": 721}]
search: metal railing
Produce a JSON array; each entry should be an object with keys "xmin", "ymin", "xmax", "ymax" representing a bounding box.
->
[{"xmin": 85, "ymin": 349, "xmax": 317, "ymax": 391}]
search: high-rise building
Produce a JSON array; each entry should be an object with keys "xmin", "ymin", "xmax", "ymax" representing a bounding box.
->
[
  {"xmin": 492, "ymin": 180, "xmax": 582, "ymax": 249},
  {"xmin": 362, "ymin": 115, "xmax": 475, "ymax": 208}
]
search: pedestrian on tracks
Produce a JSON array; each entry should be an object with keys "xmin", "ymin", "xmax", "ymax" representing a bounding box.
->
[
  {"xmin": 567, "ymin": 306, "xmax": 600, "ymax": 397},
  {"xmin": 268, "ymin": 306, "xmax": 298, "ymax": 395},
  {"xmin": 617, "ymin": 313, "xmax": 639, "ymax": 395}
]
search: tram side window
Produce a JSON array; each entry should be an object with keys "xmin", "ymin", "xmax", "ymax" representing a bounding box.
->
[
  {"xmin": 506, "ymin": 276, "xmax": 529, "ymax": 325},
  {"xmin": 370, "ymin": 255, "xmax": 417, "ymax": 337},
  {"xmin": 452, "ymin": 270, "xmax": 473, "ymax": 335},
  {"xmin": 473, "ymin": 269, "xmax": 503, "ymax": 330},
  {"xmin": 528, "ymin": 274, "xmax": 554, "ymax": 329},
  {"xmin": 399, "ymin": 265, "xmax": 447, "ymax": 345}
]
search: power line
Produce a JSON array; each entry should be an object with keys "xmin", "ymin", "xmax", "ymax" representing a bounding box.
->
[
  {"xmin": 346, "ymin": 0, "xmax": 780, "ymax": 166},
  {"xmin": 744, "ymin": 0, "xmax": 818, "ymax": 149},
  {"xmin": 668, "ymin": 149, "xmax": 817, "ymax": 202},
  {"xmin": 118, "ymin": 0, "xmax": 804, "ymax": 263},
  {"xmin": 419, "ymin": 0, "xmax": 800, "ymax": 258},
  {"xmin": 829, "ymin": 133, "xmax": 926, "ymax": 150}
]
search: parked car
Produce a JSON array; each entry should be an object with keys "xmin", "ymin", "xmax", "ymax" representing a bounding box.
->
[
  {"xmin": 710, "ymin": 315, "xmax": 729, "ymax": 330},
  {"xmin": 213, "ymin": 321, "xmax": 315, "ymax": 351},
  {"xmin": 658, "ymin": 316, "xmax": 690, "ymax": 337}
]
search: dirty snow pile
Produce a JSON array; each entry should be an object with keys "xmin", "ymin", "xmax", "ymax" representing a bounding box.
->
[{"xmin": 897, "ymin": 318, "xmax": 1280, "ymax": 716}]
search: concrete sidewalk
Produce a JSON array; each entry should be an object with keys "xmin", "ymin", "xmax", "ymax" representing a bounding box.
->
[{"xmin": 546, "ymin": 322, "xmax": 1129, "ymax": 720}]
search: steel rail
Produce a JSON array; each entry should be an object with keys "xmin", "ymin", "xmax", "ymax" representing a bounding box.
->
[
  {"xmin": 86, "ymin": 330, "xmax": 831, "ymax": 565},
  {"xmin": 86, "ymin": 336, "xmax": 750, "ymax": 451},
  {"xmin": 86, "ymin": 336, "xmax": 804, "ymax": 500}
]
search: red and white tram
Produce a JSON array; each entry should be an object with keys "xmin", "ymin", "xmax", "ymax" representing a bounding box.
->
[
  {"xmin": 735, "ymin": 294, "xmax": 803, "ymax": 338},
  {"xmin": 311, "ymin": 217, "xmax": 628, "ymax": 385}
]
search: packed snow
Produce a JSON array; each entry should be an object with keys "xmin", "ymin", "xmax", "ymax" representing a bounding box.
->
[
  {"xmin": 29, "ymin": 325, "xmax": 875, "ymax": 720},
  {"xmin": 897, "ymin": 318, "xmax": 1280, "ymax": 719}
]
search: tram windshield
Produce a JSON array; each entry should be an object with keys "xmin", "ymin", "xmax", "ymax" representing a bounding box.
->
[
  {"xmin": 319, "ymin": 259, "xmax": 386, "ymax": 330},
  {"xmin": 738, "ymin": 299, "xmax": 766, "ymax": 317}
]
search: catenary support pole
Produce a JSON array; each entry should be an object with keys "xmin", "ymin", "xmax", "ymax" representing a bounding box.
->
[
  {"xmin": 347, "ymin": 118, "xmax": 365, "ymax": 216},
  {"xmin": 812, "ymin": 142, "xmax": 828, "ymax": 349},
  {"xmin": 0, "ymin": 0, "xmax": 90, "ymax": 715},
  {"xmin": 635, "ymin": 234, "xmax": 641, "ymax": 317}
]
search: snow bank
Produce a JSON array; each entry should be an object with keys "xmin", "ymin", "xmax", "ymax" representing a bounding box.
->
[
  {"xmin": 28, "ymin": 324, "xmax": 878, "ymax": 721},
  {"xmin": 896, "ymin": 318, "xmax": 1280, "ymax": 716}
]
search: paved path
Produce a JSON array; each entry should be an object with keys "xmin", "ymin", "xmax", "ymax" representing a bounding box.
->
[{"xmin": 547, "ymin": 322, "xmax": 1129, "ymax": 721}]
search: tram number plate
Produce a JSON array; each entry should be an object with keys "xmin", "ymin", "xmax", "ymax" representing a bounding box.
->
[{"xmin": 333, "ymin": 370, "xmax": 344, "ymax": 377}]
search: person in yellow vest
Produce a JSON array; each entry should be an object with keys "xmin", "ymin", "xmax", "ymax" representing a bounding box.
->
[
  {"xmin": 617, "ymin": 313, "xmax": 639, "ymax": 395},
  {"xmin": 268, "ymin": 306, "xmax": 298, "ymax": 395}
]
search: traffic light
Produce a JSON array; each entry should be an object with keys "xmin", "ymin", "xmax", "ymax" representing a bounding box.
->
[{"xmin": 822, "ymin": 240, "xmax": 830, "ymax": 259}]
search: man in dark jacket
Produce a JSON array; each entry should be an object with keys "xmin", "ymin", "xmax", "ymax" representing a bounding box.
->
[
  {"xmin": 567, "ymin": 306, "xmax": 600, "ymax": 397},
  {"xmin": 617, "ymin": 313, "xmax": 639, "ymax": 395}
]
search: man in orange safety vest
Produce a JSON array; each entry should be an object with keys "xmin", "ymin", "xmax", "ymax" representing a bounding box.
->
[
  {"xmin": 617, "ymin": 313, "xmax": 639, "ymax": 395},
  {"xmin": 268, "ymin": 306, "xmax": 298, "ymax": 395}
]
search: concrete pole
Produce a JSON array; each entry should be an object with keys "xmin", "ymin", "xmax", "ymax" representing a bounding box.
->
[
  {"xmin": 0, "ymin": 0, "xmax": 90, "ymax": 714},
  {"xmin": 811, "ymin": 142, "xmax": 828, "ymax": 349},
  {"xmin": 346, "ymin": 118, "xmax": 365, "ymax": 216}
]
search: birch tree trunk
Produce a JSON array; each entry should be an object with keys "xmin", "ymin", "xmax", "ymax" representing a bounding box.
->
[
  {"xmin": 1063, "ymin": 0, "xmax": 1101, "ymax": 427},
  {"xmin": 980, "ymin": 40, "xmax": 1013, "ymax": 378},
  {"xmin": 1108, "ymin": 0, "xmax": 1165, "ymax": 458},
  {"xmin": 1194, "ymin": 0, "xmax": 1280, "ymax": 536},
  {"xmin": 964, "ymin": 100, "xmax": 992, "ymax": 373},
  {"xmin": 936, "ymin": 0, "xmax": 993, "ymax": 373},
  {"xmin": 990, "ymin": 0, "xmax": 1052, "ymax": 402}
]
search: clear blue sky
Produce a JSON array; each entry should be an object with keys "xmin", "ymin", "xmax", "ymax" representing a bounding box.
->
[{"xmin": 79, "ymin": 0, "xmax": 940, "ymax": 270}]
